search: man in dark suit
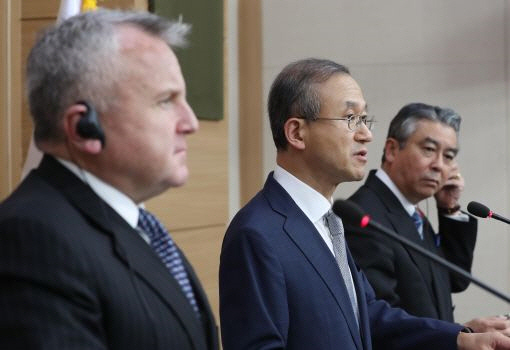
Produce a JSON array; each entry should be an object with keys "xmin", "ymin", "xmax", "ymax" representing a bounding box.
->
[
  {"xmin": 219, "ymin": 59, "xmax": 510, "ymax": 349},
  {"xmin": 0, "ymin": 9, "xmax": 218, "ymax": 349},
  {"xmin": 345, "ymin": 103, "xmax": 510, "ymax": 333}
]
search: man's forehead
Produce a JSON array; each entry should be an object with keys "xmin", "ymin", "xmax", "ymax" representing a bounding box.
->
[
  {"xmin": 317, "ymin": 75, "xmax": 367, "ymax": 111},
  {"xmin": 116, "ymin": 24, "xmax": 170, "ymax": 53},
  {"xmin": 411, "ymin": 120, "xmax": 458, "ymax": 145}
]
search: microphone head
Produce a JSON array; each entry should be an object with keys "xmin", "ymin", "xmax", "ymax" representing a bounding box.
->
[
  {"xmin": 467, "ymin": 201, "xmax": 491, "ymax": 218},
  {"xmin": 332, "ymin": 199, "xmax": 370, "ymax": 228}
]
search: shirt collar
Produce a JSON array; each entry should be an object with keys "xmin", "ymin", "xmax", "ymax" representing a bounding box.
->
[
  {"xmin": 375, "ymin": 168, "xmax": 416, "ymax": 216},
  {"xmin": 273, "ymin": 165, "xmax": 332, "ymax": 223},
  {"xmin": 56, "ymin": 157, "xmax": 140, "ymax": 228}
]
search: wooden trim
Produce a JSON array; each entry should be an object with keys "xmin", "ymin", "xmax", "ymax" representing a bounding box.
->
[
  {"xmin": 132, "ymin": 0, "xmax": 148, "ymax": 10},
  {"xmin": 0, "ymin": 0, "xmax": 22, "ymax": 199},
  {"xmin": 238, "ymin": 0, "xmax": 263, "ymax": 206}
]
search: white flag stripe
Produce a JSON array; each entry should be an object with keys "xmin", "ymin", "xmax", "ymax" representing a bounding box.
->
[{"xmin": 57, "ymin": 0, "xmax": 82, "ymax": 23}]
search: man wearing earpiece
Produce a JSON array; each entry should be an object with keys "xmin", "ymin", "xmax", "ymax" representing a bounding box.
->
[
  {"xmin": 345, "ymin": 103, "xmax": 510, "ymax": 335},
  {"xmin": 0, "ymin": 9, "xmax": 218, "ymax": 349}
]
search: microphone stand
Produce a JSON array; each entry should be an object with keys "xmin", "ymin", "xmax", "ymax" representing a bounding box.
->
[{"xmin": 367, "ymin": 219, "xmax": 510, "ymax": 303}]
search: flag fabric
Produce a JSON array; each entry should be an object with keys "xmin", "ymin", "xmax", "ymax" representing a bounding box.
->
[
  {"xmin": 57, "ymin": 0, "xmax": 82, "ymax": 23},
  {"xmin": 82, "ymin": 0, "xmax": 98, "ymax": 12},
  {"xmin": 21, "ymin": 0, "xmax": 97, "ymax": 179}
]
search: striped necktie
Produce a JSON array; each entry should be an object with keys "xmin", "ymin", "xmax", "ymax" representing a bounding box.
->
[
  {"xmin": 137, "ymin": 208, "xmax": 200, "ymax": 315},
  {"xmin": 411, "ymin": 209, "xmax": 424, "ymax": 240}
]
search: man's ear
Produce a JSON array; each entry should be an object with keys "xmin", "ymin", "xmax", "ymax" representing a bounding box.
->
[
  {"xmin": 383, "ymin": 138, "xmax": 400, "ymax": 163},
  {"xmin": 283, "ymin": 117, "xmax": 307, "ymax": 150},
  {"xmin": 62, "ymin": 103, "xmax": 103, "ymax": 154}
]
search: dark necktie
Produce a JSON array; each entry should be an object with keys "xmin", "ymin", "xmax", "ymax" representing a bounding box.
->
[
  {"xmin": 411, "ymin": 209, "xmax": 424, "ymax": 240},
  {"xmin": 137, "ymin": 208, "xmax": 200, "ymax": 315},
  {"xmin": 325, "ymin": 210, "xmax": 359, "ymax": 325}
]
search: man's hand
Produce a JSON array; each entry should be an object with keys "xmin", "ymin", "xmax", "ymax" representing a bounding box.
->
[
  {"xmin": 457, "ymin": 331, "xmax": 510, "ymax": 350},
  {"xmin": 435, "ymin": 164, "xmax": 464, "ymax": 213},
  {"xmin": 464, "ymin": 316, "xmax": 510, "ymax": 336}
]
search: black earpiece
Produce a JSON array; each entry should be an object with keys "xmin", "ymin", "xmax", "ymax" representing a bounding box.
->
[{"xmin": 76, "ymin": 101, "xmax": 106, "ymax": 146}]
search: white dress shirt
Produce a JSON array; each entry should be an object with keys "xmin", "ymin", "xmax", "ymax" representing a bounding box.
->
[
  {"xmin": 273, "ymin": 165, "xmax": 358, "ymax": 308},
  {"xmin": 375, "ymin": 169, "xmax": 416, "ymax": 216},
  {"xmin": 57, "ymin": 158, "xmax": 149, "ymax": 243}
]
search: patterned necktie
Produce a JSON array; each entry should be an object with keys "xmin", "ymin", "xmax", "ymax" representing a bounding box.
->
[
  {"xmin": 325, "ymin": 210, "xmax": 359, "ymax": 325},
  {"xmin": 137, "ymin": 208, "xmax": 200, "ymax": 315},
  {"xmin": 411, "ymin": 209, "xmax": 424, "ymax": 240}
]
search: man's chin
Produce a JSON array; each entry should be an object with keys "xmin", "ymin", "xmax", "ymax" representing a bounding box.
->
[
  {"xmin": 343, "ymin": 170, "xmax": 366, "ymax": 183},
  {"xmin": 159, "ymin": 165, "xmax": 190, "ymax": 190},
  {"xmin": 171, "ymin": 169, "xmax": 190, "ymax": 188}
]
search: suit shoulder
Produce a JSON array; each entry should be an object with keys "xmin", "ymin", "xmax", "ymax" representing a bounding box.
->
[
  {"xmin": 224, "ymin": 192, "xmax": 283, "ymax": 243},
  {"xmin": 349, "ymin": 183, "xmax": 378, "ymax": 205},
  {"xmin": 349, "ymin": 185, "xmax": 388, "ymax": 218},
  {"xmin": 0, "ymin": 173, "xmax": 77, "ymax": 223},
  {"xmin": 0, "ymin": 175, "xmax": 94, "ymax": 255},
  {"xmin": 233, "ymin": 190, "xmax": 278, "ymax": 222}
]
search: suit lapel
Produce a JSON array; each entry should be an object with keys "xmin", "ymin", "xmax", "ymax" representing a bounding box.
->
[
  {"xmin": 263, "ymin": 175, "xmax": 363, "ymax": 350},
  {"xmin": 36, "ymin": 155, "xmax": 207, "ymax": 350},
  {"xmin": 365, "ymin": 172, "xmax": 437, "ymax": 307},
  {"xmin": 422, "ymin": 220, "xmax": 452, "ymax": 320},
  {"xmin": 181, "ymin": 253, "xmax": 219, "ymax": 348},
  {"xmin": 347, "ymin": 250, "xmax": 372, "ymax": 350},
  {"xmin": 109, "ymin": 224, "xmax": 208, "ymax": 350}
]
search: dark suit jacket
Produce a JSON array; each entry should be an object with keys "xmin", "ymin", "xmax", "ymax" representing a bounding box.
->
[
  {"xmin": 0, "ymin": 155, "xmax": 218, "ymax": 349},
  {"xmin": 219, "ymin": 173, "xmax": 463, "ymax": 350},
  {"xmin": 346, "ymin": 170, "xmax": 477, "ymax": 322}
]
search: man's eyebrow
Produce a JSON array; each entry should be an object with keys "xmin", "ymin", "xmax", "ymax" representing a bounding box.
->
[
  {"xmin": 345, "ymin": 101, "xmax": 368, "ymax": 112},
  {"xmin": 422, "ymin": 137, "xmax": 459, "ymax": 154},
  {"xmin": 422, "ymin": 137, "xmax": 439, "ymax": 146}
]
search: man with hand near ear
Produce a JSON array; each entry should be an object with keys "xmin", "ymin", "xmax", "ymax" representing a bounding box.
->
[
  {"xmin": 0, "ymin": 9, "xmax": 218, "ymax": 349},
  {"xmin": 345, "ymin": 103, "xmax": 510, "ymax": 335}
]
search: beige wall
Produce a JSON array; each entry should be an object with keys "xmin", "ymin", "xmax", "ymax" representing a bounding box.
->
[
  {"xmin": 0, "ymin": 0, "xmax": 22, "ymax": 199},
  {"xmin": 259, "ymin": 0, "xmax": 510, "ymax": 321},
  {"xmin": 1, "ymin": 0, "xmax": 229, "ymax": 321}
]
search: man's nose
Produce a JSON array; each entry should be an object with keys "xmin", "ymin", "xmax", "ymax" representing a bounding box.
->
[{"xmin": 355, "ymin": 122, "xmax": 373, "ymax": 143}]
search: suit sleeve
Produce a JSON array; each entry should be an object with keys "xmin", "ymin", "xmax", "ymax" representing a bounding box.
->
[
  {"xmin": 219, "ymin": 225, "xmax": 288, "ymax": 350},
  {"xmin": 360, "ymin": 271, "xmax": 464, "ymax": 350},
  {"xmin": 438, "ymin": 214, "xmax": 478, "ymax": 292},
  {"xmin": 0, "ymin": 216, "xmax": 107, "ymax": 349},
  {"xmin": 346, "ymin": 224, "xmax": 402, "ymax": 307}
]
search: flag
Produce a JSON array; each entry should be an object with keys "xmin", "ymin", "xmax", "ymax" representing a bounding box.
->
[
  {"xmin": 81, "ymin": 0, "xmax": 98, "ymax": 12},
  {"xmin": 21, "ymin": 0, "xmax": 97, "ymax": 178},
  {"xmin": 57, "ymin": 0, "xmax": 82, "ymax": 23}
]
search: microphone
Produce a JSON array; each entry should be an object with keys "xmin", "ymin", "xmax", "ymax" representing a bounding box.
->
[
  {"xmin": 467, "ymin": 201, "xmax": 510, "ymax": 224},
  {"xmin": 333, "ymin": 199, "xmax": 510, "ymax": 304}
]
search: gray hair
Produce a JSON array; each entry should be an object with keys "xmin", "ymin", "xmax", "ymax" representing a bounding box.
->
[
  {"xmin": 267, "ymin": 58, "xmax": 350, "ymax": 150},
  {"xmin": 26, "ymin": 9, "xmax": 190, "ymax": 143},
  {"xmin": 382, "ymin": 102, "xmax": 461, "ymax": 162}
]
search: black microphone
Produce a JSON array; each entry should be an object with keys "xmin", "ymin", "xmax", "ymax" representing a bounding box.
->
[
  {"xmin": 467, "ymin": 201, "xmax": 510, "ymax": 224},
  {"xmin": 333, "ymin": 199, "xmax": 510, "ymax": 304}
]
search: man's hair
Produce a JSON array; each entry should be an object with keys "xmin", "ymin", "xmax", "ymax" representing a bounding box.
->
[
  {"xmin": 267, "ymin": 58, "xmax": 350, "ymax": 150},
  {"xmin": 26, "ymin": 9, "xmax": 190, "ymax": 143},
  {"xmin": 382, "ymin": 102, "xmax": 461, "ymax": 162}
]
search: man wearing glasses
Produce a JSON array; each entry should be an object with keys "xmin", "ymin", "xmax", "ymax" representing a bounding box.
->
[
  {"xmin": 219, "ymin": 59, "xmax": 510, "ymax": 349},
  {"xmin": 345, "ymin": 103, "xmax": 510, "ymax": 333}
]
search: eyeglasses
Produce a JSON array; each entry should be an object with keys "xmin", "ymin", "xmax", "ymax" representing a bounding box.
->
[{"xmin": 315, "ymin": 114, "xmax": 376, "ymax": 131}]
